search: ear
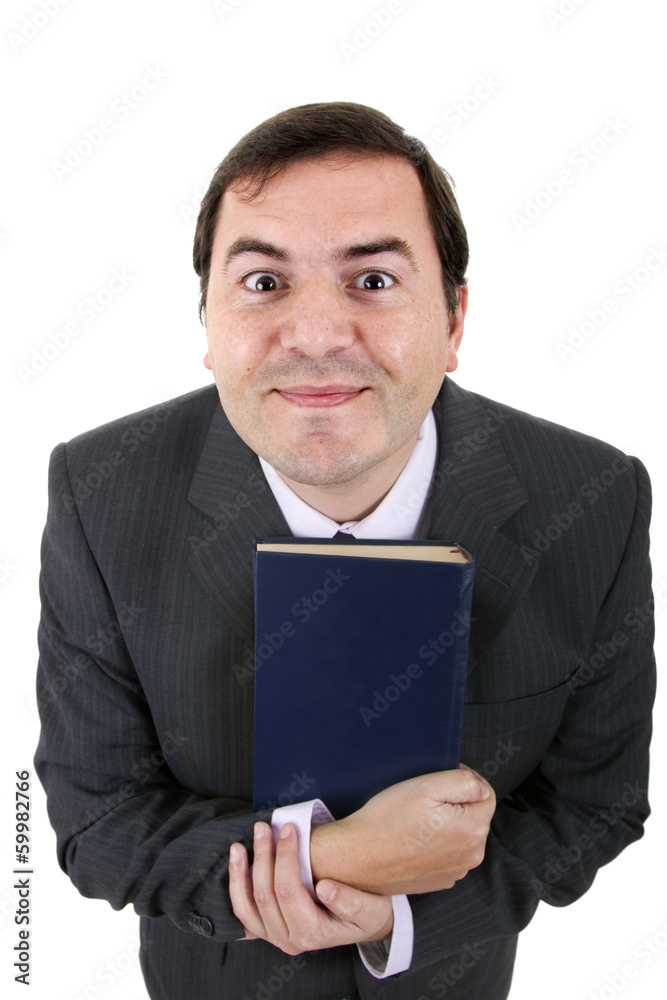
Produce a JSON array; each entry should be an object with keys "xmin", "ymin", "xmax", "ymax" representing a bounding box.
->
[
  {"xmin": 446, "ymin": 285, "xmax": 468, "ymax": 374},
  {"xmin": 203, "ymin": 353, "xmax": 212, "ymax": 371}
]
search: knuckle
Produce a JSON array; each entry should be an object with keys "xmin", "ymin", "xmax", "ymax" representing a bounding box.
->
[
  {"xmin": 464, "ymin": 813, "xmax": 489, "ymax": 846},
  {"xmin": 291, "ymin": 932, "xmax": 313, "ymax": 954},
  {"xmin": 460, "ymin": 824, "xmax": 479, "ymax": 852},
  {"xmin": 274, "ymin": 879, "xmax": 299, "ymax": 904},
  {"xmin": 339, "ymin": 892, "xmax": 363, "ymax": 920},
  {"xmin": 470, "ymin": 845, "xmax": 486, "ymax": 869},
  {"xmin": 280, "ymin": 941, "xmax": 304, "ymax": 957},
  {"xmin": 465, "ymin": 770, "xmax": 480, "ymax": 791},
  {"xmin": 459, "ymin": 771, "xmax": 481, "ymax": 798},
  {"xmin": 253, "ymin": 886, "xmax": 272, "ymax": 908},
  {"xmin": 475, "ymin": 816, "xmax": 492, "ymax": 842}
]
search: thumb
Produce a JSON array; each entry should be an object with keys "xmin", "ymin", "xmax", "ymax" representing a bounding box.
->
[
  {"xmin": 315, "ymin": 879, "xmax": 368, "ymax": 923},
  {"xmin": 315, "ymin": 879, "xmax": 344, "ymax": 908},
  {"xmin": 435, "ymin": 765, "xmax": 492, "ymax": 804},
  {"xmin": 315, "ymin": 879, "xmax": 393, "ymax": 936}
]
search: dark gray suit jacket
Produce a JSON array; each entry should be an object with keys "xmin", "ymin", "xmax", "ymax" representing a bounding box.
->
[{"xmin": 35, "ymin": 378, "xmax": 655, "ymax": 999}]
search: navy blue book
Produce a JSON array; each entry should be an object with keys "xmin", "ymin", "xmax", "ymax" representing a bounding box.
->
[{"xmin": 252, "ymin": 538, "xmax": 474, "ymax": 819}]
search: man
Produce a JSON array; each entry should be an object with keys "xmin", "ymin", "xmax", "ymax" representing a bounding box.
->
[{"xmin": 35, "ymin": 103, "xmax": 655, "ymax": 1000}]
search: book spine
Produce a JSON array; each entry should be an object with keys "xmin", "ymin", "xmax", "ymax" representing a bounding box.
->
[{"xmin": 444, "ymin": 560, "xmax": 475, "ymax": 765}]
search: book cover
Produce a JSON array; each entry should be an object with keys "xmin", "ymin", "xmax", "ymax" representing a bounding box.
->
[{"xmin": 252, "ymin": 538, "xmax": 474, "ymax": 819}]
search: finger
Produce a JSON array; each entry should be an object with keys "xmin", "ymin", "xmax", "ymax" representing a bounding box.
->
[
  {"xmin": 315, "ymin": 880, "xmax": 394, "ymax": 940},
  {"xmin": 271, "ymin": 824, "xmax": 321, "ymax": 930},
  {"xmin": 228, "ymin": 841, "xmax": 266, "ymax": 940},
  {"xmin": 250, "ymin": 821, "xmax": 290, "ymax": 940}
]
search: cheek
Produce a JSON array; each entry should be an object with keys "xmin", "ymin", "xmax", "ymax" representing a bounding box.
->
[
  {"xmin": 379, "ymin": 310, "xmax": 448, "ymax": 371},
  {"xmin": 208, "ymin": 318, "xmax": 264, "ymax": 375}
]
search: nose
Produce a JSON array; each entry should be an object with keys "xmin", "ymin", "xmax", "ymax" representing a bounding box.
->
[{"xmin": 278, "ymin": 278, "xmax": 356, "ymax": 358}]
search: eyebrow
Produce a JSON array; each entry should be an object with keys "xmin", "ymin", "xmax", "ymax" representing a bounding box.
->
[
  {"xmin": 333, "ymin": 239, "xmax": 419, "ymax": 270},
  {"xmin": 221, "ymin": 236, "xmax": 418, "ymax": 272},
  {"xmin": 222, "ymin": 238, "xmax": 289, "ymax": 272}
]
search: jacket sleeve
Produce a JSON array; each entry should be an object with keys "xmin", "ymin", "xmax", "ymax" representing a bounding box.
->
[
  {"xmin": 34, "ymin": 443, "xmax": 270, "ymax": 943},
  {"xmin": 405, "ymin": 457, "xmax": 655, "ymax": 972}
]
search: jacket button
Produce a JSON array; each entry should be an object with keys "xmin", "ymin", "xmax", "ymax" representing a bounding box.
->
[{"xmin": 188, "ymin": 910, "xmax": 214, "ymax": 936}]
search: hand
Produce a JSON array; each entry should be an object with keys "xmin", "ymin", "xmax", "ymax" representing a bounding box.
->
[
  {"xmin": 229, "ymin": 822, "xmax": 394, "ymax": 956},
  {"xmin": 310, "ymin": 765, "xmax": 496, "ymax": 896}
]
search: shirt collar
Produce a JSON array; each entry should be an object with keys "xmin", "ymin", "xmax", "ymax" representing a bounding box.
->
[{"xmin": 259, "ymin": 409, "xmax": 438, "ymax": 540}]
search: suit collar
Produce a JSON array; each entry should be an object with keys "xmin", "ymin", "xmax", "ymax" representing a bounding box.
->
[
  {"xmin": 186, "ymin": 379, "xmax": 537, "ymax": 672},
  {"xmin": 429, "ymin": 378, "xmax": 537, "ymax": 675},
  {"xmin": 187, "ymin": 402, "xmax": 290, "ymax": 648}
]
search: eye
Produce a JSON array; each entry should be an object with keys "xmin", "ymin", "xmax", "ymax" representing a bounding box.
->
[
  {"xmin": 242, "ymin": 272, "xmax": 286, "ymax": 292},
  {"xmin": 351, "ymin": 271, "xmax": 396, "ymax": 291}
]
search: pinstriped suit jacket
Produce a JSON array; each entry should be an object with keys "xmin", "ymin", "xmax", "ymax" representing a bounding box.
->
[{"xmin": 35, "ymin": 377, "xmax": 655, "ymax": 999}]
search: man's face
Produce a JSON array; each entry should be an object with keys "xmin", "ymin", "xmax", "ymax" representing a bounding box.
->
[{"xmin": 204, "ymin": 154, "xmax": 465, "ymax": 488}]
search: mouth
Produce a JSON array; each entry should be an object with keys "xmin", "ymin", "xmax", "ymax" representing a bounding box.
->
[{"xmin": 274, "ymin": 385, "xmax": 367, "ymax": 408}]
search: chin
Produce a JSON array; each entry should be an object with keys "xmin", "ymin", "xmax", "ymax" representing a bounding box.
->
[{"xmin": 270, "ymin": 447, "xmax": 373, "ymax": 489}]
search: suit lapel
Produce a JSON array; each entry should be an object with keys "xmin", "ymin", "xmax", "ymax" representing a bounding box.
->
[
  {"xmin": 187, "ymin": 403, "xmax": 289, "ymax": 648},
  {"xmin": 428, "ymin": 379, "xmax": 538, "ymax": 672}
]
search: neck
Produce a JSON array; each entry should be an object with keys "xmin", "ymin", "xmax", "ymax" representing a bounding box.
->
[{"xmin": 277, "ymin": 434, "xmax": 418, "ymax": 523}]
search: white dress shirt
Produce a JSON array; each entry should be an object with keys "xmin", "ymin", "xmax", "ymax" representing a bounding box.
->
[{"xmin": 259, "ymin": 408, "xmax": 438, "ymax": 978}]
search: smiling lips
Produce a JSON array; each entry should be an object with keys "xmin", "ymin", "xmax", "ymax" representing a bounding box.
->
[{"xmin": 276, "ymin": 385, "xmax": 366, "ymax": 407}]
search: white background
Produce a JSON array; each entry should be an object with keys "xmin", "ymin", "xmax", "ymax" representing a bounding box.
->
[{"xmin": 1, "ymin": 0, "xmax": 665, "ymax": 997}]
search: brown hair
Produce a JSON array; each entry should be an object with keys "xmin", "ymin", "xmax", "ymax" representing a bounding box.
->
[{"xmin": 193, "ymin": 102, "xmax": 468, "ymax": 321}]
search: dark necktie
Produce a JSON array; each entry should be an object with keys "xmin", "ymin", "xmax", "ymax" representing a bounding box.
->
[{"xmin": 333, "ymin": 531, "xmax": 355, "ymax": 539}]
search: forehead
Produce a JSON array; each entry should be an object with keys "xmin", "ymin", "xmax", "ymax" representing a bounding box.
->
[{"xmin": 213, "ymin": 155, "xmax": 433, "ymax": 248}]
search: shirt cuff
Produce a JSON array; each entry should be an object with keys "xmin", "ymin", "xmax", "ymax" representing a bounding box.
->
[
  {"xmin": 271, "ymin": 798, "xmax": 333, "ymax": 899},
  {"xmin": 357, "ymin": 893, "xmax": 413, "ymax": 978},
  {"xmin": 271, "ymin": 800, "xmax": 414, "ymax": 978}
]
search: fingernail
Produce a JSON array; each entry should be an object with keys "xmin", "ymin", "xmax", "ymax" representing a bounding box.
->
[
  {"xmin": 254, "ymin": 822, "xmax": 267, "ymax": 838},
  {"xmin": 230, "ymin": 844, "xmax": 241, "ymax": 864},
  {"xmin": 317, "ymin": 880, "xmax": 336, "ymax": 903},
  {"xmin": 279, "ymin": 823, "xmax": 292, "ymax": 840}
]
